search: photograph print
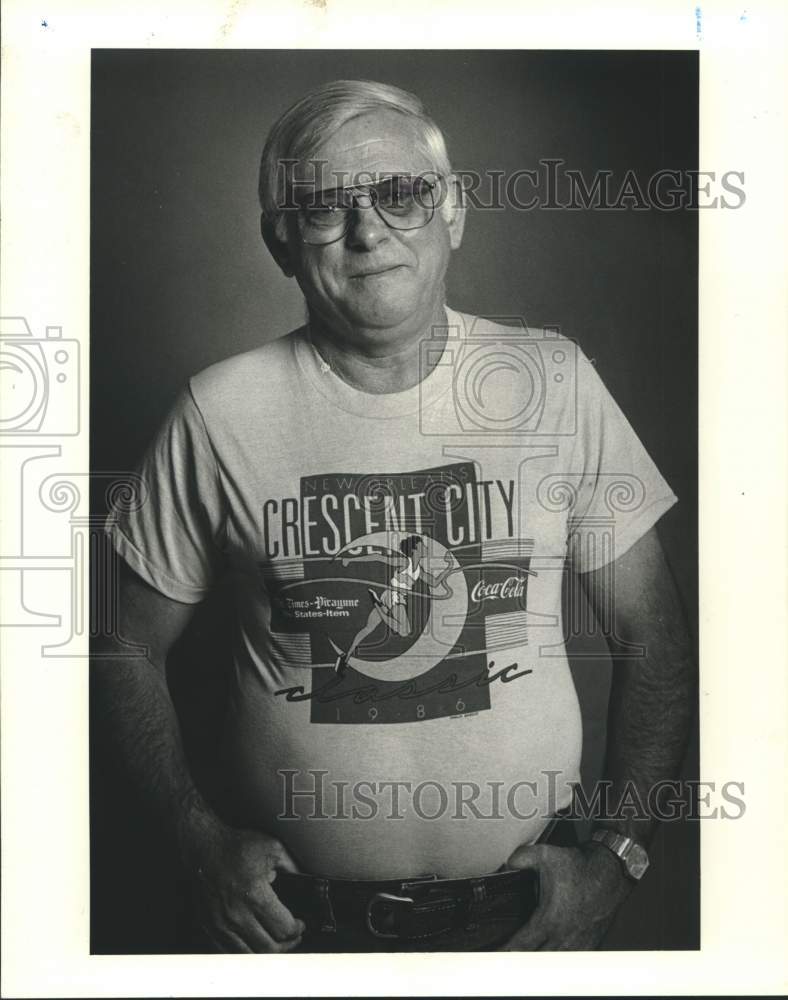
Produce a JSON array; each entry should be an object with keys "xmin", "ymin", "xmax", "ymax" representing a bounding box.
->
[{"xmin": 90, "ymin": 49, "xmax": 700, "ymax": 954}]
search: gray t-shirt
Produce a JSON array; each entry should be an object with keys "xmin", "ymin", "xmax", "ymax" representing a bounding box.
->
[{"xmin": 107, "ymin": 307, "xmax": 677, "ymax": 878}]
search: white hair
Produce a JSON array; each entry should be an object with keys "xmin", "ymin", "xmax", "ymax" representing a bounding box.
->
[{"xmin": 258, "ymin": 79, "xmax": 453, "ymax": 239}]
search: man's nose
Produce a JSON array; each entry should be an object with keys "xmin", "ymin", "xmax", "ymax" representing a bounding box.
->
[{"xmin": 345, "ymin": 197, "xmax": 390, "ymax": 250}]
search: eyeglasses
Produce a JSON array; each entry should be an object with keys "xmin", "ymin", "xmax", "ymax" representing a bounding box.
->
[{"xmin": 291, "ymin": 174, "xmax": 441, "ymax": 246}]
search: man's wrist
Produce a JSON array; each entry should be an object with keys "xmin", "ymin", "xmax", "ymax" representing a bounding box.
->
[
  {"xmin": 172, "ymin": 787, "xmax": 227, "ymax": 868},
  {"xmin": 586, "ymin": 826, "xmax": 651, "ymax": 884},
  {"xmin": 582, "ymin": 836, "xmax": 636, "ymax": 899}
]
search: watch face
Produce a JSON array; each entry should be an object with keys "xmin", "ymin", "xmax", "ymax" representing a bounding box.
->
[{"xmin": 626, "ymin": 843, "xmax": 650, "ymax": 880}]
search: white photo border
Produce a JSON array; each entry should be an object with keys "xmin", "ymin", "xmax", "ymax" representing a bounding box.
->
[{"xmin": 1, "ymin": 0, "xmax": 786, "ymax": 996}]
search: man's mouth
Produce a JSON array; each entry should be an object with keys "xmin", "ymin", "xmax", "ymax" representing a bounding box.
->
[{"xmin": 349, "ymin": 264, "xmax": 405, "ymax": 278}]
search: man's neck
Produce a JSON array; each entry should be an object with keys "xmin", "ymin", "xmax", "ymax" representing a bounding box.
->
[{"xmin": 307, "ymin": 301, "xmax": 449, "ymax": 395}]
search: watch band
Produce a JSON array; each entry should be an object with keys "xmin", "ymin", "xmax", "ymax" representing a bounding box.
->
[{"xmin": 590, "ymin": 829, "xmax": 650, "ymax": 881}]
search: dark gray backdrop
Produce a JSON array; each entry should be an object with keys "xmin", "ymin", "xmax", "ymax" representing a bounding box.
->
[{"xmin": 90, "ymin": 49, "xmax": 698, "ymax": 952}]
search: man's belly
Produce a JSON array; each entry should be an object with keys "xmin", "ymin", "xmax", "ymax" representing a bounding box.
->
[{"xmin": 217, "ymin": 654, "xmax": 583, "ymax": 879}]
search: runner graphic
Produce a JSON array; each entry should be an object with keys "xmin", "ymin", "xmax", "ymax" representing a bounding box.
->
[{"xmin": 331, "ymin": 534, "xmax": 456, "ymax": 675}]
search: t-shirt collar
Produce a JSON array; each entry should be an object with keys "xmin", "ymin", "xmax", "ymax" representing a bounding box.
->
[{"xmin": 293, "ymin": 305, "xmax": 464, "ymax": 419}]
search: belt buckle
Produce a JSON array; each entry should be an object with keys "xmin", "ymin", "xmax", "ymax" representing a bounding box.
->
[{"xmin": 365, "ymin": 891, "xmax": 414, "ymax": 939}]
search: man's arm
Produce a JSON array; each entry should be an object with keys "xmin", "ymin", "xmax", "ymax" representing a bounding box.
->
[
  {"xmin": 587, "ymin": 524, "xmax": 695, "ymax": 846},
  {"xmin": 91, "ymin": 561, "xmax": 305, "ymax": 953},
  {"xmin": 503, "ymin": 525, "xmax": 696, "ymax": 950}
]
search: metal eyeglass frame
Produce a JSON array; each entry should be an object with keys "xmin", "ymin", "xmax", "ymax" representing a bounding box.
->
[{"xmin": 293, "ymin": 174, "xmax": 443, "ymax": 247}]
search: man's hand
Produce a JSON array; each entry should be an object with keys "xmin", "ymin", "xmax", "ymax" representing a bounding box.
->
[
  {"xmin": 93, "ymin": 565, "xmax": 308, "ymax": 954},
  {"xmin": 500, "ymin": 842, "xmax": 633, "ymax": 951},
  {"xmin": 183, "ymin": 820, "xmax": 306, "ymax": 953}
]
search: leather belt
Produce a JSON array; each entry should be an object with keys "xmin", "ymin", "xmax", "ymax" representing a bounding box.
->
[{"xmin": 274, "ymin": 868, "xmax": 539, "ymax": 950}]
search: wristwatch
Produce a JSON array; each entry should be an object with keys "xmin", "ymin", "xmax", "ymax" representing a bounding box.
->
[{"xmin": 590, "ymin": 829, "xmax": 650, "ymax": 881}]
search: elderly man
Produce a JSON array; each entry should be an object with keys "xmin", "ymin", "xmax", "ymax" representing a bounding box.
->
[{"xmin": 94, "ymin": 79, "xmax": 694, "ymax": 953}]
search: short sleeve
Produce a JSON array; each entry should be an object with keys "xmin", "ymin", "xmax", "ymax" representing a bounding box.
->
[
  {"xmin": 567, "ymin": 352, "xmax": 678, "ymax": 574},
  {"xmin": 105, "ymin": 386, "xmax": 227, "ymax": 603}
]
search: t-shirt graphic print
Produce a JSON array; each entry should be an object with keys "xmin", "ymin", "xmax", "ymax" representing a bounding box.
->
[{"xmin": 263, "ymin": 461, "xmax": 534, "ymax": 725}]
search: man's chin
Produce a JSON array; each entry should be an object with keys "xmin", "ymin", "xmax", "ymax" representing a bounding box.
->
[{"xmin": 341, "ymin": 298, "xmax": 423, "ymax": 333}]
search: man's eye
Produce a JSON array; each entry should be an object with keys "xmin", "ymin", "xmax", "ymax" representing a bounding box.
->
[
  {"xmin": 303, "ymin": 204, "xmax": 342, "ymax": 222},
  {"xmin": 378, "ymin": 181, "xmax": 416, "ymax": 211}
]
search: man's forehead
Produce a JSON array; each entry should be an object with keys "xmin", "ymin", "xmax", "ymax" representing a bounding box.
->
[{"xmin": 291, "ymin": 111, "xmax": 435, "ymax": 190}]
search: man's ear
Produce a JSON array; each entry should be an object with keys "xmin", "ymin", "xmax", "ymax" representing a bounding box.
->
[
  {"xmin": 261, "ymin": 214, "xmax": 295, "ymax": 277},
  {"xmin": 439, "ymin": 175, "xmax": 466, "ymax": 251}
]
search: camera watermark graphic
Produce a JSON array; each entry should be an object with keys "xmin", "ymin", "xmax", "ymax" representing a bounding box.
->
[
  {"xmin": 0, "ymin": 317, "xmax": 80, "ymax": 436},
  {"xmin": 0, "ymin": 315, "xmax": 146, "ymax": 656},
  {"xmin": 419, "ymin": 317, "xmax": 577, "ymax": 438}
]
